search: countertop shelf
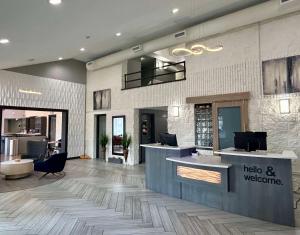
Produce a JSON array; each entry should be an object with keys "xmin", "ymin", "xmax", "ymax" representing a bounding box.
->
[
  {"xmin": 166, "ymin": 155, "xmax": 232, "ymax": 168},
  {"xmin": 215, "ymin": 147, "xmax": 298, "ymax": 160},
  {"xmin": 140, "ymin": 143, "xmax": 195, "ymax": 150}
]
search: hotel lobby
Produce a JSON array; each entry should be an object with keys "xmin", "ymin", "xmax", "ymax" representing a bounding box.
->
[{"xmin": 1, "ymin": 0, "xmax": 300, "ymax": 234}]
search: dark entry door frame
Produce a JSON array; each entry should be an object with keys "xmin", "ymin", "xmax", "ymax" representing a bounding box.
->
[
  {"xmin": 0, "ymin": 105, "xmax": 69, "ymax": 156},
  {"xmin": 95, "ymin": 114, "xmax": 107, "ymax": 159},
  {"xmin": 139, "ymin": 112, "xmax": 155, "ymax": 163}
]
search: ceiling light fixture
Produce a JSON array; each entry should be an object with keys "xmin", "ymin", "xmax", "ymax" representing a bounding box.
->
[
  {"xmin": 0, "ymin": 38, "xmax": 10, "ymax": 44},
  {"xmin": 172, "ymin": 8, "xmax": 179, "ymax": 14},
  {"xmin": 115, "ymin": 32, "xmax": 122, "ymax": 37},
  {"xmin": 19, "ymin": 89, "xmax": 42, "ymax": 95},
  {"xmin": 172, "ymin": 44, "xmax": 223, "ymax": 57},
  {"xmin": 80, "ymin": 47, "xmax": 85, "ymax": 52},
  {"xmin": 58, "ymin": 57, "xmax": 63, "ymax": 60},
  {"xmin": 49, "ymin": 0, "xmax": 62, "ymax": 5}
]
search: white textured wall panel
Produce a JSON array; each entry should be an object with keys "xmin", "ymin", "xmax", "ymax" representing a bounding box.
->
[
  {"xmin": 0, "ymin": 70, "xmax": 85, "ymax": 158},
  {"xmin": 260, "ymin": 13, "xmax": 300, "ymax": 61}
]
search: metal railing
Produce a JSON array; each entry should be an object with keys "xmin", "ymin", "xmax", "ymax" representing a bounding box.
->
[{"xmin": 123, "ymin": 61, "xmax": 186, "ymax": 90}]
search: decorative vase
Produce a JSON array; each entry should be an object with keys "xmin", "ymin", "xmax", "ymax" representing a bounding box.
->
[{"xmin": 123, "ymin": 149, "xmax": 129, "ymax": 163}]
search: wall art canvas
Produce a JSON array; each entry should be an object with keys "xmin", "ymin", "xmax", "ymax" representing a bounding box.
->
[
  {"xmin": 263, "ymin": 55, "xmax": 300, "ymax": 95},
  {"xmin": 93, "ymin": 89, "xmax": 111, "ymax": 110}
]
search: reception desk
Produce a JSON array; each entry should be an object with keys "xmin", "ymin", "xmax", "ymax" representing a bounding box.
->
[{"xmin": 143, "ymin": 144, "xmax": 297, "ymax": 227}]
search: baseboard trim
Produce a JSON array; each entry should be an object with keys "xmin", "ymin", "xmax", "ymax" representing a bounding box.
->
[{"xmin": 67, "ymin": 156, "xmax": 80, "ymax": 160}]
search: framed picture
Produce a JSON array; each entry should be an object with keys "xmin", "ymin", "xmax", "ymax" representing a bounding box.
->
[
  {"xmin": 93, "ymin": 89, "xmax": 111, "ymax": 110},
  {"xmin": 262, "ymin": 55, "xmax": 300, "ymax": 95}
]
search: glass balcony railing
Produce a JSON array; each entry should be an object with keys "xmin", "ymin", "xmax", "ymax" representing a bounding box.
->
[{"xmin": 123, "ymin": 61, "xmax": 186, "ymax": 90}]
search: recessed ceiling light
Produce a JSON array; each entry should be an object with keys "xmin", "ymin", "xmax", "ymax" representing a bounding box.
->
[
  {"xmin": 172, "ymin": 8, "xmax": 179, "ymax": 14},
  {"xmin": 141, "ymin": 57, "xmax": 145, "ymax": 61},
  {"xmin": 58, "ymin": 57, "xmax": 63, "ymax": 60},
  {"xmin": 80, "ymin": 48, "xmax": 85, "ymax": 52},
  {"xmin": 115, "ymin": 32, "xmax": 122, "ymax": 37},
  {"xmin": 49, "ymin": 0, "xmax": 62, "ymax": 5},
  {"xmin": 0, "ymin": 38, "xmax": 10, "ymax": 44}
]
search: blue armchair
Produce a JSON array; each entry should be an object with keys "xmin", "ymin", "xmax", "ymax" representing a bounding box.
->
[{"xmin": 34, "ymin": 152, "xmax": 67, "ymax": 177}]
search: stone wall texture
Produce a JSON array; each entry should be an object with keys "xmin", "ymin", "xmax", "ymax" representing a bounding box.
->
[
  {"xmin": 86, "ymin": 13, "xmax": 300, "ymax": 169},
  {"xmin": 0, "ymin": 70, "xmax": 86, "ymax": 158}
]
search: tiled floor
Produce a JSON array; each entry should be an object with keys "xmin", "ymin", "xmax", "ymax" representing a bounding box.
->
[{"xmin": 0, "ymin": 159, "xmax": 299, "ymax": 235}]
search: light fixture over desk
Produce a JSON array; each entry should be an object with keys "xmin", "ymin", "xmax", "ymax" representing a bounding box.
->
[{"xmin": 172, "ymin": 44, "xmax": 223, "ymax": 57}]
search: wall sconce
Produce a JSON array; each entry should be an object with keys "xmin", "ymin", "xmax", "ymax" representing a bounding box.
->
[
  {"xmin": 169, "ymin": 106, "xmax": 179, "ymax": 117},
  {"xmin": 19, "ymin": 89, "xmax": 42, "ymax": 95},
  {"xmin": 279, "ymin": 99, "xmax": 290, "ymax": 114}
]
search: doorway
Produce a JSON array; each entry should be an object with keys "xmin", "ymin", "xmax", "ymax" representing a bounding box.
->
[
  {"xmin": 96, "ymin": 114, "xmax": 106, "ymax": 159},
  {"xmin": 213, "ymin": 100, "xmax": 248, "ymax": 151},
  {"xmin": 139, "ymin": 107, "xmax": 168, "ymax": 163},
  {"xmin": 0, "ymin": 106, "xmax": 68, "ymax": 162}
]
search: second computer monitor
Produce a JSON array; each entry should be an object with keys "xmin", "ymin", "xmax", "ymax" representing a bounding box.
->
[{"xmin": 160, "ymin": 133, "xmax": 178, "ymax": 147}]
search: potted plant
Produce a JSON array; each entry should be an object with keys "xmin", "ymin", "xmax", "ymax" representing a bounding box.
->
[
  {"xmin": 122, "ymin": 133, "xmax": 132, "ymax": 163},
  {"xmin": 100, "ymin": 134, "xmax": 109, "ymax": 160}
]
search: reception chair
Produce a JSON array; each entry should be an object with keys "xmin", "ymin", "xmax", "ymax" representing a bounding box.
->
[{"xmin": 34, "ymin": 152, "xmax": 67, "ymax": 177}]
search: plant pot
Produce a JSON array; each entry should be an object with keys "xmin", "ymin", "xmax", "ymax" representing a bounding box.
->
[
  {"xmin": 101, "ymin": 147, "xmax": 106, "ymax": 161},
  {"xmin": 123, "ymin": 149, "xmax": 129, "ymax": 162}
]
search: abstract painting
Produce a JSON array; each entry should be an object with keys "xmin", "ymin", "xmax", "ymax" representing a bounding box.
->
[
  {"xmin": 93, "ymin": 89, "xmax": 111, "ymax": 110},
  {"xmin": 263, "ymin": 56, "xmax": 300, "ymax": 95}
]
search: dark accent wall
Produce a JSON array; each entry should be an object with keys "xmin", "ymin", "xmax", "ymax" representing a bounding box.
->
[
  {"xmin": 141, "ymin": 57, "xmax": 156, "ymax": 86},
  {"xmin": 6, "ymin": 59, "xmax": 86, "ymax": 84},
  {"xmin": 139, "ymin": 108, "xmax": 168, "ymax": 142}
]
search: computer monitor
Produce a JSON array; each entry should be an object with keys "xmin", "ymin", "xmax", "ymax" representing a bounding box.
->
[
  {"xmin": 234, "ymin": 132, "xmax": 267, "ymax": 152},
  {"xmin": 160, "ymin": 133, "xmax": 178, "ymax": 147}
]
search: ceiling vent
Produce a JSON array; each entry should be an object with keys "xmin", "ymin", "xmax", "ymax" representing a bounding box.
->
[
  {"xmin": 280, "ymin": 0, "xmax": 294, "ymax": 4},
  {"xmin": 174, "ymin": 30, "xmax": 186, "ymax": 39},
  {"xmin": 132, "ymin": 44, "xmax": 143, "ymax": 53}
]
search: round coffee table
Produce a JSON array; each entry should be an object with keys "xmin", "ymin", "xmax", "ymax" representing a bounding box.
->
[{"xmin": 0, "ymin": 159, "xmax": 34, "ymax": 179}]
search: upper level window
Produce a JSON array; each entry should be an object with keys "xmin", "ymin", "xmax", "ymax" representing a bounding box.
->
[{"xmin": 123, "ymin": 56, "xmax": 185, "ymax": 89}]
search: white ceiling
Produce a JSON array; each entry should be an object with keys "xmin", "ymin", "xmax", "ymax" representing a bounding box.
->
[{"xmin": 0, "ymin": 0, "xmax": 266, "ymax": 69}]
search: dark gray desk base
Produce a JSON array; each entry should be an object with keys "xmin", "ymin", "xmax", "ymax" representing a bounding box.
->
[
  {"xmin": 145, "ymin": 147, "xmax": 194, "ymax": 198},
  {"xmin": 145, "ymin": 148, "xmax": 295, "ymax": 227},
  {"xmin": 221, "ymin": 155, "xmax": 295, "ymax": 227}
]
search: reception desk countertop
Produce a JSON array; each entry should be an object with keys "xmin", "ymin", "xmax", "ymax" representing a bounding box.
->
[
  {"xmin": 166, "ymin": 155, "xmax": 232, "ymax": 168},
  {"xmin": 215, "ymin": 147, "xmax": 298, "ymax": 160},
  {"xmin": 140, "ymin": 143, "xmax": 195, "ymax": 150}
]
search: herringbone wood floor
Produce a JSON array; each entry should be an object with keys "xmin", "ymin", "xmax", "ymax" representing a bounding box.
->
[{"xmin": 0, "ymin": 159, "xmax": 299, "ymax": 235}]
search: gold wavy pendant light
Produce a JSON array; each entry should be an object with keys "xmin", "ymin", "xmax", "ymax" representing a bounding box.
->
[{"xmin": 172, "ymin": 44, "xmax": 223, "ymax": 57}]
